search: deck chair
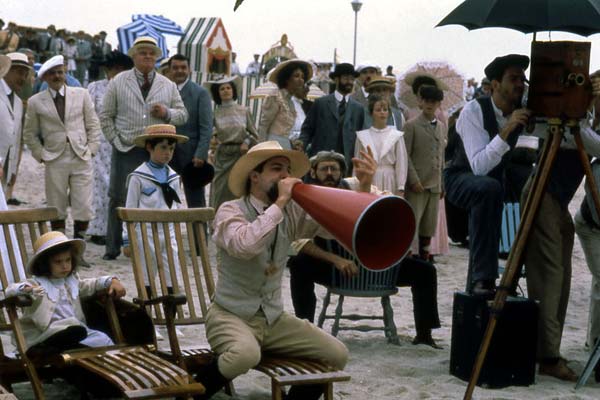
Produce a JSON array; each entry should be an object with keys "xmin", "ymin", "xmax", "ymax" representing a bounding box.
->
[
  {"xmin": 118, "ymin": 207, "xmax": 351, "ymax": 400},
  {"xmin": 0, "ymin": 207, "xmax": 204, "ymax": 399},
  {"xmin": 316, "ymin": 240, "xmax": 401, "ymax": 344},
  {"xmin": 499, "ymin": 202, "xmax": 521, "ymax": 258}
]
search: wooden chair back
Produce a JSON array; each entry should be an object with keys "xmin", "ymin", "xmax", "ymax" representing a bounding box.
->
[
  {"xmin": 117, "ymin": 207, "xmax": 216, "ymax": 327},
  {"xmin": 0, "ymin": 207, "xmax": 59, "ymax": 400}
]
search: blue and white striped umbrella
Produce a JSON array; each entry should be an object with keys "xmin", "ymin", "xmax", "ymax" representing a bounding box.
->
[
  {"xmin": 132, "ymin": 14, "xmax": 184, "ymax": 36},
  {"xmin": 116, "ymin": 19, "xmax": 169, "ymax": 60}
]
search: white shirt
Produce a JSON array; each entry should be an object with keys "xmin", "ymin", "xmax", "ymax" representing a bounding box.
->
[
  {"xmin": 48, "ymin": 85, "xmax": 66, "ymax": 99},
  {"xmin": 334, "ymin": 90, "xmax": 351, "ymax": 104},
  {"xmin": 177, "ymin": 77, "xmax": 189, "ymax": 91},
  {"xmin": 290, "ymin": 96, "xmax": 306, "ymax": 141},
  {"xmin": 456, "ymin": 97, "xmax": 600, "ymax": 176}
]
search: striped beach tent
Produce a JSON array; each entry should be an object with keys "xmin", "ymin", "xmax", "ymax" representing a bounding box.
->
[
  {"xmin": 132, "ymin": 14, "xmax": 184, "ymax": 36},
  {"xmin": 116, "ymin": 19, "xmax": 168, "ymax": 60},
  {"xmin": 178, "ymin": 18, "xmax": 232, "ymax": 75}
]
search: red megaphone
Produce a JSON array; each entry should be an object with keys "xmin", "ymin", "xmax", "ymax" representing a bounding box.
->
[{"xmin": 292, "ymin": 183, "xmax": 416, "ymax": 271}]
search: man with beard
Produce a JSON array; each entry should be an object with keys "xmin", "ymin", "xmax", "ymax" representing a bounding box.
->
[
  {"xmin": 287, "ymin": 150, "xmax": 441, "ymax": 348},
  {"xmin": 443, "ymin": 54, "xmax": 532, "ymax": 297},
  {"xmin": 167, "ymin": 54, "xmax": 213, "ymax": 208},
  {"xmin": 200, "ymin": 141, "xmax": 376, "ymax": 399},
  {"xmin": 299, "ymin": 63, "xmax": 364, "ymax": 176}
]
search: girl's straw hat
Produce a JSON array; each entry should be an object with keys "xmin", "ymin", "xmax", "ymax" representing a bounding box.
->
[{"xmin": 28, "ymin": 231, "xmax": 85, "ymax": 275}]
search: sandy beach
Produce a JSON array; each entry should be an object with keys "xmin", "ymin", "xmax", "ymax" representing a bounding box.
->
[{"xmin": 6, "ymin": 148, "xmax": 600, "ymax": 400}]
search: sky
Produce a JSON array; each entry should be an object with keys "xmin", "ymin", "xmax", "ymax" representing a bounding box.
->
[{"xmin": 4, "ymin": 0, "xmax": 600, "ymax": 83}]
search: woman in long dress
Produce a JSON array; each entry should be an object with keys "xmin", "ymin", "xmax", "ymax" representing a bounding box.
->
[
  {"xmin": 86, "ymin": 51, "xmax": 133, "ymax": 245},
  {"xmin": 258, "ymin": 59, "xmax": 314, "ymax": 149},
  {"xmin": 354, "ymin": 95, "xmax": 407, "ymax": 196},
  {"xmin": 207, "ymin": 76, "xmax": 258, "ymax": 211}
]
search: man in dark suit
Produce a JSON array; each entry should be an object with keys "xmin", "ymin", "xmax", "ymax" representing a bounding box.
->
[
  {"xmin": 168, "ymin": 54, "xmax": 213, "ymax": 207},
  {"xmin": 299, "ymin": 63, "xmax": 364, "ymax": 176}
]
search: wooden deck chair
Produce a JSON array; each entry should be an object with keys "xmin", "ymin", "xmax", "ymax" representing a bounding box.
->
[
  {"xmin": 0, "ymin": 207, "xmax": 205, "ymax": 400},
  {"xmin": 316, "ymin": 240, "xmax": 401, "ymax": 344},
  {"xmin": 118, "ymin": 207, "xmax": 351, "ymax": 400}
]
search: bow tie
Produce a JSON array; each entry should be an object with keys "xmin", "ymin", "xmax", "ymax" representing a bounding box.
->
[{"xmin": 159, "ymin": 183, "xmax": 181, "ymax": 209}]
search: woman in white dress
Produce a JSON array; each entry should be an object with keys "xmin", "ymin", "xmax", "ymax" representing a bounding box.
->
[
  {"xmin": 354, "ymin": 94, "xmax": 408, "ymax": 196},
  {"xmin": 86, "ymin": 51, "xmax": 133, "ymax": 245}
]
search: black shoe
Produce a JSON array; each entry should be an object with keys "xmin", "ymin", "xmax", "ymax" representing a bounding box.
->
[
  {"xmin": 89, "ymin": 235, "xmax": 106, "ymax": 245},
  {"xmin": 7, "ymin": 198, "xmax": 25, "ymax": 206},
  {"xmin": 102, "ymin": 252, "xmax": 119, "ymax": 260},
  {"xmin": 471, "ymin": 280, "xmax": 496, "ymax": 298},
  {"xmin": 412, "ymin": 334, "xmax": 443, "ymax": 349}
]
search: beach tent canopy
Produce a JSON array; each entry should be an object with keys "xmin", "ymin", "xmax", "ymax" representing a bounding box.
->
[
  {"xmin": 116, "ymin": 19, "xmax": 168, "ymax": 60},
  {"xmin": 178, "ymin": 18, "xmax": 233, "ymax": 75},
  {"xmin": 132, "ymin": 14, "xmax": 184, "ymax": 36}
]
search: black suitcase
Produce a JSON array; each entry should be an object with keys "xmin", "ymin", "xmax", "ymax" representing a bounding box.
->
[{"xmin": 450, "ymin": 292, "xmax": 538, "ymax": 388}]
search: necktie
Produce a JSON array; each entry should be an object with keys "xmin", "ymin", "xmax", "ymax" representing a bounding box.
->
[
  {"xmin": 159, "ymin": 183, "xmax": 181, "ymax": 209},
  {"xmin": 337, "ymin": 97, "xmax": 347, "ymax": 154},
  {"xmin": 8, "ymin": 91, "xmax": 14, "ymax": 109},
  {"xmin": 54, "ymin": 92, "xmax": 65, "ymax": 122},
  {"xmin": 141, "ymin": 73, "xmax": 151, "ymax": 99}
]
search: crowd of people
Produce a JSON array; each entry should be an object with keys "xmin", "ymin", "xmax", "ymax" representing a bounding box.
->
[{"xmin": 2, "ymin": 20, "xmax": 600, "ymax": 399}]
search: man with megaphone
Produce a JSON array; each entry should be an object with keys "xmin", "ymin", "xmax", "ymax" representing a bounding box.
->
[{"xmin": 199, "ymin": 141, "xmax": 377, "ymax": 400}]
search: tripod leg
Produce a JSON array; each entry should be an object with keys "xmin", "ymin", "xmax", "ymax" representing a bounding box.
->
[
  {"xmin": 575, "ymin": 339, "xmax": 600, "ymax": 389},
  {"xmin": 464, "ymin": 125, "xmax": 563, "ymax": 400}
]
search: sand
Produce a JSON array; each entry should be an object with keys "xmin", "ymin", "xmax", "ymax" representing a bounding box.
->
[{"xmin": 6, "ymin": 148, "xmax": 600, "ymax": 399}]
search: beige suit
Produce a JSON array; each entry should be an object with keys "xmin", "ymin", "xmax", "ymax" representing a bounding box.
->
[
  {"xmin": 23, "ymin": 86, "xmax": 101, "ymax": 220},
  {"xmin": 404, "ymin": 113, "xmax": 447, "ymax": 237},
  {"xmin": 0, "ymin": 82, "xmax": 23, "ymax": 190}
]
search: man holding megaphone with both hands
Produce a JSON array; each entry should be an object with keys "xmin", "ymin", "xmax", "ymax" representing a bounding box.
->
[{"xmin": 197, "ymin": 141, "xmax": 378, "ymax": 400}]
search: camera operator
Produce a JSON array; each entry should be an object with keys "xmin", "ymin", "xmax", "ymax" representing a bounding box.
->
[
  {"xmin": 522, "ymin": 71, "xmax": 600, "ymax": 382},
  {"xmin": 443, "ymin": 54, "xmax": 533, "ymax": 298}
]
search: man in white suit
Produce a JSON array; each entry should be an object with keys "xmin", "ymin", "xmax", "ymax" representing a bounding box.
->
[
  {"xmin": 100, "ymin": 36, "xmax": 187, "ymax": 260},
  {"xmin": 0, "ymin": 52, "xmax": 30, "ymax": 192},
  {"xmin": 23, "ymin": 55, "xmax": 101, "ymax": 237}
]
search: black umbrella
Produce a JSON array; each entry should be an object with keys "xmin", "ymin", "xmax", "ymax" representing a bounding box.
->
[{"xmin": 437, "ymin": 0, "xmax": 600, "ymax": 36}]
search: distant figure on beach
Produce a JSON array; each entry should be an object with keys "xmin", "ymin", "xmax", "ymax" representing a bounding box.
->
[
  {"xmin": 245, "ymin": 53, "xmax": 260, "ymax": 76},
  {"xmin": 351, "ymin": 62, "xmax": 378, "ymax": 109},
  {"xmin": 300, "ymin": 63, "xmax": 364, "ymax": 176}
]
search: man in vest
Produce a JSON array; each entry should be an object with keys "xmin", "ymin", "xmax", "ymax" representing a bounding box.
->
[
  {"xmin": 202, "ymin": 141, "xmax": 376, "ymax": 399},
  {"xmin": 443, "ymin": 54, "xmax": 531, "ymax": 297}
]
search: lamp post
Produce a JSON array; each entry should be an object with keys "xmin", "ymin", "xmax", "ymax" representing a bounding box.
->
[{"xmin": 351, "ymin": 0, "xmax": 363, "ymax": 66}]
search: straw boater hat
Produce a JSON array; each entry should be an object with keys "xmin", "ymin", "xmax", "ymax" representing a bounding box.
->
[
  {"xmin": 403, "ymin": 71, "xmax": 450, "ymax": 91},
  {"xmin": 7, "ymin": 52, "xmax": 33, "ymax": 70},
  {"xmin": 157, "ymin": 57, "xmax": 170, "ymax": 74},
  {"xmin": 228, "ymin": 141, "xmax": 310, "ymax": 197},
  {"xmin": 267, "ymin": 58, "xmax": 315, "ymax": 84},
  {"xmin": 27, "ymin": 231, "xmax": 85, "ymax": 275},
  {"xmin": 38, "ymin": 55, "xmax": 64, "ymax": 79},
  {"xmin": 203, "ymin": 75, "xmax": 242, "ymax": 102},
  {"xmin": 0, "ymin": 55, "xmax": 10, "ymax": 79},
  {"xmin": 366, "ymin": 76, "xmax": 396, "ymax": 93},
  {"xmin": 356, "ymin": 63, "xmax": 379, "ymax": 74},
  {"xmin": 127, "ymin": 36, "xmax": 162, "ymax": 58},
  {"xmin": 133, "ymin": 124, "xmax": 189, "ymax": 148}
]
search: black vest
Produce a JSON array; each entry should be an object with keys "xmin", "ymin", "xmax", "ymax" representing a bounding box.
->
[{"xmin": 447, "ymin": 97, "xmax": 520, "ymax": 183}]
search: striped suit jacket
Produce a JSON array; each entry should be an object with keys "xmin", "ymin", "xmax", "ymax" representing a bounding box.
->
[{"xmin": 100, "ymin": 69, "xmax": 188, "ymax": 152}]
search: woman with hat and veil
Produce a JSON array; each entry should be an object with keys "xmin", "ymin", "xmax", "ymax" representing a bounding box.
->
[
  {"xmin": 86, "ymin": 51, "xmax": 133, "ymax": 245},
  {"xmin": 206, "ymin": 76, "xmax": 258, "ymax": 211},
  {"xmin": 258, "ymin": 59, "xmax": 314, "ymax": 149}
]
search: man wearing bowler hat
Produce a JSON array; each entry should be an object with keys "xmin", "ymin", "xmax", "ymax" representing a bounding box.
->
[
  {"xmin": 443, "ymin": 54, "xmax": 532, "ymax": 297},
  {"xmin": 100, "ymin": 36, "xmax": 187, "ymax": 260},
  {"xmin": 167, "ymin": 53, "xmax": 213, "ymax": 208},
  {"xmin": 200, "ymin": 141, "xmax": 376, "ymax": 399},
  {"xmin": 299, "ymin": 62, "xmax": 365, "ymax": 176}
]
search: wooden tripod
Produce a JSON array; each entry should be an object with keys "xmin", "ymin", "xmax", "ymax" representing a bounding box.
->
[{"xmin": 463, "ymin": 118, "xmax": 600, "ymax": 400}]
